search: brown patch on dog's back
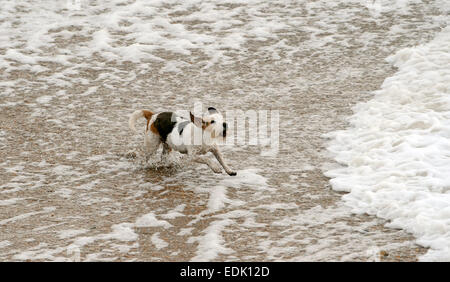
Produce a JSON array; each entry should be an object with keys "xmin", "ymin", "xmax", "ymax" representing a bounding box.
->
[{"xmin": 150, "ymin": 122, "xmax": 159, "ymax": 135}]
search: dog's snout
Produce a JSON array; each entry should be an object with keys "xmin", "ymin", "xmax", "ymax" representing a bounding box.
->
[{"xmin": 223, "ymin": 122, "xmax": 228, "ymax": 129}]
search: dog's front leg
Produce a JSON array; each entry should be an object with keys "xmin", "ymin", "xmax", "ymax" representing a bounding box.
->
[
  {"xmin": 211, "ymin": 147, "xmax": 237, "ymax": 176},
  {"xmin": 190, "ymin": 152, "xmax": 222, "ymax": 174}
]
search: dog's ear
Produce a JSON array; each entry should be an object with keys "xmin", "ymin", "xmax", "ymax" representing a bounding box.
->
[
  {"xmin": 208, "ymin": 107, "xmax": 218, "ymax": 114},
  {"xmin": 190, "ymin": 112, "xmax": 203, "ymax": 128}
]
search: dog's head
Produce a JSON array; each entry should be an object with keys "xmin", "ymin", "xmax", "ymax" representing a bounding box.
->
[{"xmin": 190, "ymin": 107, "xmax": 228, "ymax": 139}]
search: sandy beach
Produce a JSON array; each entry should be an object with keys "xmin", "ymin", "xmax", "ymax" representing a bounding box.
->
[{"xmin": 0, "ymin": 0, "xmax": 448, "ymax": 261}]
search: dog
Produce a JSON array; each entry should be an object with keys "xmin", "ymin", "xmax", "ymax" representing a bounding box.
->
[{"xmin": 129, "ymin": 107, "xmax": 237, "ymax": 176}]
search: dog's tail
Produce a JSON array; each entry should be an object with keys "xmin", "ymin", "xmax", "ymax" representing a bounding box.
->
[{"xmin": 129, "ymin": 109, "xmax": 154, "ymax": 133}]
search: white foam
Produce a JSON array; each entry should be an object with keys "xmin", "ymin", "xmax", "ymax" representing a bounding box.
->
[
  {"xmin": 52, "ymin": 165, "xmax": 79, "ymax": 176},
  {"xmin": 109, "ymin": 223, "xmax": 138, "ymax": 242},
  {"xmin": 151, "ymin": 233, "xmax": 169, "ymax": 250},
  {"xmin": 0, "ymin": 241, "xmax": 11, "ymax": 249},
  {"xmin": 35, "ymin": 95, "xmax": 53, "ymax": 104},
  {"xmin": 54, "ymin": 188, "xmax": 73, "ymax": 199},
  {"xmin": 325, "ymin": 26, "xmax": 450, "ymax": 261},
  {"xmin": 12, "ymin": 243, "xmax": 67, "ymax": 261},
  {"xmin": 0, "ymin": 0, "xmax": 292, "ymax": 81},
  {"xmin": 161, "ymin": 204, "xmax": 186, "ymax": 219},
  {"xmin": 188, "ymin": 168, "xmax": 269, "ymax": 261},
  {"xmin": 69, "ymin": 222, "xmax": 137, "ymax": 250},
  {"xmin": 220, "ymin": 168, "xmax": 269, "ymax": 189},
  {"xmin": 0, "ymin": 207, "xmax": 56, "ymax": 226},
  {"xmin": 0, "ymin": 198, "xmax": 23, "ymax": 206},
  {"xmin": 135, "ymin": 212, "xmax": 172, "ymax": 229},
  {"xmin": 177, "ymin": 227, "xmax": 194, "ymax": 236},
  {"xmin": 207, "ymin": 186, "xmax": 229, "ymax": 213},
  {"xmin": 190, "ymin": 219, "xmax": 234, "ymax": 262},
  {"xmin": 257, "ymin": 202, "xmax": 298, "ymax": 213},
  {"xmin": 57, "ymin": 229, "xmax": 89, "ymax": 239}
]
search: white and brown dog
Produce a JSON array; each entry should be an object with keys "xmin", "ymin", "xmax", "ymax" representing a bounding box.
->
[{"xmin": 129, "ymin": 107, "xmax": 236, "ymax": 176}]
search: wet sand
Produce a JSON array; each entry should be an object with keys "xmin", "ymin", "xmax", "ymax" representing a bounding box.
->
[{"xmin": 0, "ymin": 1, "xmax": 447, "ymax": 261}]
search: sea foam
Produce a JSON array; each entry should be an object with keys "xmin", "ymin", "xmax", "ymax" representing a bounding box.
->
[{"xmin": 325, "ymin": 26, "xmax": 450, "ymax": 261}]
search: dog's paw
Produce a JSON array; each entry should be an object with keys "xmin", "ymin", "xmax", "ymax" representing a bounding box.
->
[
  {"xmin": 227, "ymin": 171, "xmax": 237, "ymax": 176},
  {"xmin": 210, "ymin": 165, "xmax": 223, "ymax": 173},
  {"xmin": 212, "ymin": 168, "xmax": 223, "ymax": 174}
]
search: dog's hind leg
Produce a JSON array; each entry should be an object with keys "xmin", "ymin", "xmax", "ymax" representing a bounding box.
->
[
  {"xmin": 144, "ymin": 131, "xmax": 161, "ymax": 162},
  {"xmin": 161, "ymin": 143, "xmax": 172, "ymax": 163}
]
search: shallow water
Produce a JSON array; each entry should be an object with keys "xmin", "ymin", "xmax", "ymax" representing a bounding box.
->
[{"xmin": 0, "ymin": 0, "xmax": 448, "ymax": 261}]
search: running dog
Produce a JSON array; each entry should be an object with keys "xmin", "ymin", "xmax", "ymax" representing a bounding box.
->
[{"xmin": 129, "ymin": 107, "xmax": 237, "ymax": 176}]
